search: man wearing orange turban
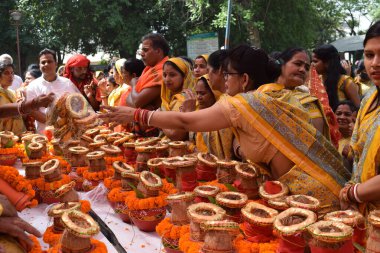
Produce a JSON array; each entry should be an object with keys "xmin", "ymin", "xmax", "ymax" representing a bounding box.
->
[{"xmin": 64, "ymin": 54, "xmax": 100, "ymax": 110}]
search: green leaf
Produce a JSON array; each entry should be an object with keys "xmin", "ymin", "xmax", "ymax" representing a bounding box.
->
[
  {"xmin": 353, "ymin": 242, "xmax": 366, "ymax": 253},
  {"xmin": 4, "ymin": 140, "xmax": 14, "ymax": 148},
  {"xmin": 126, "ymin": 182, "xmax": 144, "ymax": 199},
  {"xmin": 224, "ymin": 183, "xmax": 237, "ymax": 192},
  {"xmin": 165, "ymin": 176, "xmax": 174, "ymax": 184},
  {"xmin": 207, "ymin": 196, "xmax": 216, "ymax": 204}
]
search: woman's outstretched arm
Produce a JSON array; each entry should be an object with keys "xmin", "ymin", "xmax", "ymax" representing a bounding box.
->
[
  {"xmin": 99, "ymin": 103, "xmax": 231, "ymax": 133},
  {"xmin": 0, "ymin": 93, "xmax": 54, "ymax": 119}
]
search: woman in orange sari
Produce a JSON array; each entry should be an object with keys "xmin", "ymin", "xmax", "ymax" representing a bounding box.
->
[
  {"xmin": 339, "ymin": 21, "xmax": 380, "ymax": 216},
  {"xmin": 100, "ymin": 45, "xmax": 350, "ymax": 215}
]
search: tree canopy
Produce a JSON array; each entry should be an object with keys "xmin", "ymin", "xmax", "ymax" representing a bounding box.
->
[{"xmin": 0, "ymin": 0, "xmax": 378, "ymax": 71}]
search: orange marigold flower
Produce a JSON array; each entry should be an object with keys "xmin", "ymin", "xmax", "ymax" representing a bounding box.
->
[
  {"xmin": 178, "ymin": 232, "xmax": 202, "ymax": 253},
  {"xmin": 104, "ymin": 178, "xmax": 122, "ymax": 190},
  {"xmin": 34, "ymin": 174, "xmax": 71, "ymax": 191},
  {"xmin": 124, "ymin": 192, "xmax": 167, "ymax": 211},
  {"xmin": 0, "ymin": 165, "xmax": 36, "ymax": 203},
  {"xmin": 29, "ymin": 235, "xmax": 44, "ymax": 253},
  {"xmin": 43, "ymin": 226, "xmax": 62, "ymax": 247},
  {"xmin": 47, "ymin": 239, "xmax": 107, "ymax": 253},
  {"xmin": 80, "ymin": 200, "xmax": 91, "ymax": 213},
  {"xmin": 83, "ymin": 168, "xmax": 114, "ymax": 181}
]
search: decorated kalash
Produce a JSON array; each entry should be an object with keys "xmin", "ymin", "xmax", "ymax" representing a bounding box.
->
[{"xmin": 0, "ymin": 91, "xmax": 377, "ymax": 253}]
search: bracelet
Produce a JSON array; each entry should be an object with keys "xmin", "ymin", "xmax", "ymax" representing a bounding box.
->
[
  {"xmin": 17, "ymin": 100, "xmax": 27, "ymax": 115},
  {"xmin": 147, "ymin": 110, "xmax": 156, "ymax": 126},
  {"xmin": 354, "ymin": 183, "xmax": 363, "ymax": 203},
  {"xmin": 341, "ymin": 184, "xmax": 351, "ymax": 203},
  {"xmin": 0, "ymin": 203, "xmax": 3, "ymax": 216},
  {"xmin": 141, "ymin": 109, "xmax": 149, "ymax": 125},
  {"xmin": 347, "ymin": 185, "xmax": 356, "ymax": 203}
]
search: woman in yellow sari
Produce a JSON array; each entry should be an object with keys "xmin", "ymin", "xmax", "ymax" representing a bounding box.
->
[
  {"xmin": 193, "ymin": 54, "xmax": 209, "ymax": 78},
  {"xmin": 269, "ymin": 48, "xmax": 331, "ymax": 141},
  {"xmin": 194, "ymin": 75, "xmax": 234, "ymax": 160},
  {"xmin": 0, "ymin": 63, "xmax": 25, "ymax": 135},
  {"xmin": 100, "ymin": 45, "xmax": 350, "ymax": 215},
  {"xmin": 339, "ymin": 21, "xmax": 380, "ymax": 215},
  {"xmin": 160, "ymin": 57, "xmax": 195, "ymax": 140},
  {"xmin": 107, "ymin": 58, "xmax": 131, "ymax": 106}
]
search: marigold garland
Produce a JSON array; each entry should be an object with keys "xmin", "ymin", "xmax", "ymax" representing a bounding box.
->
[
  {"xmin": 29, "ymin": 235, "xmax": 44, "ymax": 253},
  {"xmin": 234, "ymin": 234, "xmax": 279, "ymax": 253},
  {"xmin": 83, "ymin": 168, "xmax": 114, "ymax": 181},
  {"xmin": 178, "ymin": 232, "xmax": 202, "ymax": 253},
  {"xmin": 107, "ymin": 187, "xmax": 133, "ymax": 202},
  {"xmin": 200, "ymin": 180, "xmax": 228, "ymax": 192},
  {"xmin": 47, "ymin": 238, "xmax": 107, "ymax": 253},
  {"xmin": 33, "ymin": 174, "xmax": 71, "ymax": 191},
  {"xmin": 0, "ymin": 147, "xmax": 19, "ymax": 155},
  {"xmin": 21, "ymin": 154, "xmax": 53, "ymax": 164},
  {"xmin": 104, "ymin": 178, "xmax": 122, "ymax": 190},
  {"xmin": 80, "ymin": 200, "xmax": 91, "ymax": 213},
  {"xmin": 161, "ymin": 179, "xmax": 177, "ymax": 195},
  {"xmin": 104, "ymin": 156, "xmax": 125, "ymax": 166},
  {"xmin": 124, "ymin": 191, "xmax": 168, "ymax": 211},
  {"xmin": 43, "ymin": 226, "xmax": 62, "ymax": 246},
  {"xmin": 75, "ymin": 166, "xmax": 87, "ymax": 176},
  {"xmin": 0, "ymin": 165, "xmax": 37, "ymax": 206},
  {"xmin": 16, "ymin": 143, "xmax": 26, "ymax": 158},
  {"xmin": 156, "ymin": 217, "xmax": 190, "ymax": 240}
]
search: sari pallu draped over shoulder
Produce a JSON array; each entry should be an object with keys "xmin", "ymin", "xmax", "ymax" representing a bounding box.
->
[
  {"xmin": 160, "ymin": 57, "xmax": 195, "ymax": 112},
  {"xmin": 227, "ymin": 90, "xmax": 350, "ymax": 199},
  {"xmin": 351, "ymin": 88, "xmax": 380, "ymax": 182},
  {"xmin": 350, "ymin": 88, "xmax": 380, "ymax": 214}
]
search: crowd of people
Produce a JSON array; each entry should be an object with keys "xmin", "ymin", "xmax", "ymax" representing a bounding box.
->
[{"xmin": 0, "ymin": 19, "xmax": 379, "ymax": 251}]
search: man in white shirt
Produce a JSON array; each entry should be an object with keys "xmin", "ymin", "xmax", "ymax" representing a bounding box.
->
[
  {"xmin": 26, "ymin": 49, "xmax": 81, "ymax": 133},
  {"xmin": 0, "ymin": 54, "xmax": 23, "ymax": 91}
]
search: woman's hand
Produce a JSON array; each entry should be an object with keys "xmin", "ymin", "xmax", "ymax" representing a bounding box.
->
[
  {"xmin": 97, "ymin": 105, "xmax": 136, "ymax": 125},
  {"xmin": 180, "ymin": 89, "xmax": 196, "ymax": 112},
  {"xmin": 339, "ymin": 185, "xmax": 358, "ymax": 211},
  {"xmin": 0, "ymin": 195, "xmax": 17, "ymax": 217},
  {"xmin": 0, "ymin": 216, "xmax": 41, "ymax": 251},
  {"xmin": 30, "ymin": 93, "xmax": 55, "ymax": 110}
]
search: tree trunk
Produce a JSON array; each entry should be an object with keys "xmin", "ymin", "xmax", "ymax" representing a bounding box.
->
[{"xmin": 247, "ymin": 25, "xmax": 261, "ymax": 48}]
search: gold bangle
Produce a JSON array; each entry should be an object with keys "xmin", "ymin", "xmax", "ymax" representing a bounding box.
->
[{"xmin": 0, "ymin": 203, "xmax": 3, "ymax": 216}]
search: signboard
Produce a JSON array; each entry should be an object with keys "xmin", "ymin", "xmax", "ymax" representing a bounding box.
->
[{"xmin": 187, "ymin": 32, "xmax": 219, "ymax": 59}]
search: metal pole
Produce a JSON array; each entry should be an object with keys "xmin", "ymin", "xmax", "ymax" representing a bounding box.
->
[
  {"xmin": 16, "ymin": 24, "xmax": 21, "ymax": 75},
  {"xmin": 224, "ymin": 0, "xmax": 232, "ymax": 49}
]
